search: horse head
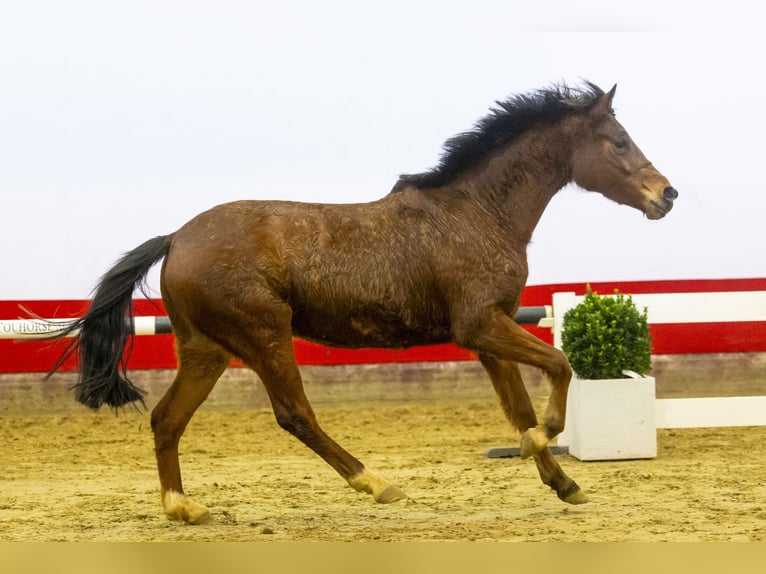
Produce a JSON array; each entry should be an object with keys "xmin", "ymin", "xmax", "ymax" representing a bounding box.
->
[{"xmin": 570, "ymin": 85, "xmax": 678, "ymax": 220}]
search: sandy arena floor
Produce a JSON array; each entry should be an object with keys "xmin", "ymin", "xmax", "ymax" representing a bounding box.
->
[{"xmin": 2, "ymin": 391, "xmax": 765, "ymax": 541}]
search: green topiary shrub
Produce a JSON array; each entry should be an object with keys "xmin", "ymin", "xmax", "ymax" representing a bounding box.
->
[{"xmin": 561, "ymin": 287, "xmax": 652, "ymax": 379}]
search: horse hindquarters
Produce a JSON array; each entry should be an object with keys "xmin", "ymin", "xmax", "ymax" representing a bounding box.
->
[{"xmin": 156, "ymin": 261, "xmax": 406, "ymax": 523}]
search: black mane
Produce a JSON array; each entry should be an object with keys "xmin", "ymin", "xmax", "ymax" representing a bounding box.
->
[{"xmin": 392, "ymin": 82, "xmax": 605, "ymax": 192}]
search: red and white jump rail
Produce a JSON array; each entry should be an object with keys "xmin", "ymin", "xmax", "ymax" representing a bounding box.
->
[
  {"xmin": 552, "ymin": 290, "xmax": 766, "ymax": 429},
  {"xmin": 0, "ymin": 308, "xmax": 552, "ymax": 341},
  {"xmin": 0, "ymin": 316, "xmax": 174, "ymax": 340}
]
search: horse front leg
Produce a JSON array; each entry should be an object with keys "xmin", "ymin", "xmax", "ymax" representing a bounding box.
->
[
  {"xmin": 458, "ymin": 310, "xmax": 572, "ymax": 458},
  {"xmin": 479, "ymin": 354, "xmax": 588, "ymax": 504}
]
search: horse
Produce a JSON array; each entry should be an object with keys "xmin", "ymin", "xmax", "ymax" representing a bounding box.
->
[{"xmin": 49, "ymin": 82, "xmax": 677, "ymax": 524}]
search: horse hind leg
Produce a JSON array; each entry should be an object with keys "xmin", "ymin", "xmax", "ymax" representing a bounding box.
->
[
  {"xmin": 150, "ymin": 336, "xmax": 230, "ymax": 524},
  {"xmin": 240, "ymin": 323, "xmax": 406, "ymax": 504}
]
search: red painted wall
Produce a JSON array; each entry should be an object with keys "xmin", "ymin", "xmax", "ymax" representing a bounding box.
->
[{"xmin": 2, "ymin": 278, "xmax": 765, "ymax": 373}]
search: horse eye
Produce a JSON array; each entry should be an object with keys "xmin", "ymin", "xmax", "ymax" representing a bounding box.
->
[{"xmin": 614, "ymin": 139, "xmax": 629, "ymax": 150}]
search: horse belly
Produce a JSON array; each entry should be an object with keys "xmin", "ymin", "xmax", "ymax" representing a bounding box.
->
[{"xmin": 290, "ymin": 305, "xmax": 450, "ymax": 350}]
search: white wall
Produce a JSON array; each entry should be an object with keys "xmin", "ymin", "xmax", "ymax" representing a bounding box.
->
[{"xmin": 2, "ymin": 1, "xmax": 764, "ymax": 299}]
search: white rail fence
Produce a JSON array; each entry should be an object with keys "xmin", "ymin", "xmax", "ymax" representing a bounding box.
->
[{"xmin": 552, "ymin": 291, "xmax": 766, "ymax": 429}]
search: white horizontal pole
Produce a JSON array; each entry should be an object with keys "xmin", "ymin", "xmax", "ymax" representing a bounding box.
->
[
  {"xmin": 0, "ymin": 307, "xmax": 551, "ymax": 341},
  {"xmin": 555, "ymin": 291, "xmax": 766, "ymax": 325},
  {"xmin": 631, "ymin": 291, "xmax": 766, "ymax": 324},
  {"xmin": 655, "ymin": 396, "xmax": 766, "ymax": 428},
  {"xmin": 0, "ymin": 318, "xmax": 74, "ymax": 340},
  {"xmin": 0, "ymin": 317, "xmax": 172, "ymax": 340}
]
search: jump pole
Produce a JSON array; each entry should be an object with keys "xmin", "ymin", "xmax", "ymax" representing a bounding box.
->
[
  {"xmin": 0, "ymin": 316, "xmax": 173, "ymax": 340},
  {"xmin": 0, "ymin": 306, "xmax": 552, "ymax": 341}
]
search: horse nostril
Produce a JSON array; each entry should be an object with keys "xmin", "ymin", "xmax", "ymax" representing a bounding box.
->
[{"xmin": 663, "ymin": 186, "xmax": 678, "ymax": 201}]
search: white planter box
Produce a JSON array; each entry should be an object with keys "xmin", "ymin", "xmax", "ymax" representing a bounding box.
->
[{"xmin": 557, "ymin": 376, "xmax": 657, "ymax": 461}]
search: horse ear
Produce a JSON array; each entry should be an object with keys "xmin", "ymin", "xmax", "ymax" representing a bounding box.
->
[{"xmin": 590, "ymin": 84, "xmax": 617, "ymax": 117}]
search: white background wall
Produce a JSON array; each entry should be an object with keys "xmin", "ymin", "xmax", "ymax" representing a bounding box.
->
[{"xmin": 1, "ymin": 1, "xmax": 764, "ymax": 299}]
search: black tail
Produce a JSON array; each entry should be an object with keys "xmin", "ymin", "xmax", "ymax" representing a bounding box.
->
[{"xmin": 48, "ymin": 235, "xmax": 172, "ymax": 410}]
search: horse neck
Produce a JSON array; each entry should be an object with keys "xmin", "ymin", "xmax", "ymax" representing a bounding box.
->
[{"xmin": 455, "ymin": 123, "xmax": 577, "ymax": 244}]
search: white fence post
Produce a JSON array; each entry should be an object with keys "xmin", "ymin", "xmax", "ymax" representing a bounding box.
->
[
  {"xmin": 551, "ymin": 292, "xmax": 578, "ymax": 350},
  {"xmin": 551, "ymin": 292, "xmax": 578, "ymax": 448}
]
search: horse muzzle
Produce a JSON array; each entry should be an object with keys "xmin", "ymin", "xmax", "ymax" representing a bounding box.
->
[{"xmin": 647, "ymin": 186, "xmax": 678, "ymax": 219}]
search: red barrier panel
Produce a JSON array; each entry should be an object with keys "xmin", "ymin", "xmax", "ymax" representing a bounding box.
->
[{"xmin": 2, "ymin": 278, "xmax": 765, "ymax": 373}]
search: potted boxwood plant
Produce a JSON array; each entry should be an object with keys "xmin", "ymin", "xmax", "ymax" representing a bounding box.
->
[{"xmin": 556, "ymin": 287, "xmax": 657, "ymax": 461}]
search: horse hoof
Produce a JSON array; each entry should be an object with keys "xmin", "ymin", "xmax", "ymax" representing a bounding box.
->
[
  {"xmin": 162, "ymin": 490, "xmax": 214, "ymax": 525},
  {"xmin": 375, "ymin": 485, "xmax": 407, "ymax": 504},
  {"xmin": 348, "ymin": 469, "xmax": 406, "ymax": 503},
  {"xmin": 562, "ymin": 490, "xmax": 590, "ymax": 505},
  {"xmin": 519, "ymin": 427, "xmax": 548, "ymax": 459}
]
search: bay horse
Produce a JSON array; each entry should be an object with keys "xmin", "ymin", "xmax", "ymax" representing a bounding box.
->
[{"xmin": 50, "ymin": 82, "xmax": 677, "ymax": 524}]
